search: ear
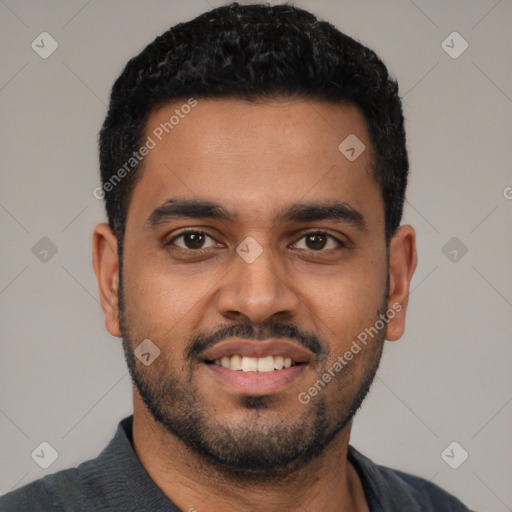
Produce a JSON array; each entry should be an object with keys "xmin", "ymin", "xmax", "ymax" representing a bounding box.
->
[
  {"xmin": 92, "ymin": 223, "xmax": 121, "ymax": 338},
  {"xmin": 386, "ymin": 224, "xmax": 418, "ymax": 341}
]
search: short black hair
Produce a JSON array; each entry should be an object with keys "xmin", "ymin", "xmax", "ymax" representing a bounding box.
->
[{"xmin": 98, "ymin": 1, "xmax": 408, "ymax": 245}]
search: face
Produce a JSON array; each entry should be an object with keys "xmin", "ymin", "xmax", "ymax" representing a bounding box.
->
[{"xmin": 98, "ymin": 98, "xmax": 413, "ymax": 479}]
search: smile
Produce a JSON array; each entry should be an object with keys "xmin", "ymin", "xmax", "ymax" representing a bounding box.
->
[{"xmin": 208, "ymin": 354, "xmax": 300, "ymax": 372}]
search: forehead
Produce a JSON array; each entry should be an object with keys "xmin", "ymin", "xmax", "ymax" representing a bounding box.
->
[{"xmin": 126, "ymin": 97, "xmax": 383, "ymax": 232}]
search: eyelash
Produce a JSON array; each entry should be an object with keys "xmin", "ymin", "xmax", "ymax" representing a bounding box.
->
[{"xmin": 163, "ymin": 229, "xmax": 346, "ymax": 252}]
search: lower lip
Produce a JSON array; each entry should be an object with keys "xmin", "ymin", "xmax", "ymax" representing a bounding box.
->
[{"xmin": 203, "ymin": 363, "xmax": 307, "ymax": 396}]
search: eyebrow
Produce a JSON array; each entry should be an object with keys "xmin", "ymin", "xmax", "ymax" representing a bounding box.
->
[{"xmin": 145, "ymin": 198, "xmax": 367, "ymax": 232}]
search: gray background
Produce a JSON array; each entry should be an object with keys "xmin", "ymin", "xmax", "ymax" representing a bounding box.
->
[{"xmin": 1, "ymin": 0, "xmax": 511, "ymax": 510}]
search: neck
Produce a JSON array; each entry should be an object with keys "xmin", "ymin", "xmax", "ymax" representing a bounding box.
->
[{"xmin": 131, "ymin": 395, "xmax": 368, "ymax": 512}]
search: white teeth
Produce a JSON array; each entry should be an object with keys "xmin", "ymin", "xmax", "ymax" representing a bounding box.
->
[
  {"xmin": 241, "ymin": 356, "xmax": 258, "ymax": 372},
  {"xmin": 257, "ymin": 355, "xmax": 275, "ymax": 373},
  {"xmin": 212, "ymin": 354, "xmax": 297, "ymax": 372},
  {"xmin": 230, "ymin": 354, "xmax": 242, "ymax": 370}
]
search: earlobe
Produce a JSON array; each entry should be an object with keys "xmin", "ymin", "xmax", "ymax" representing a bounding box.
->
[
  {"xmin": 92, "ymin": 223, "xmax": 122, "ymax": 338},
  {"xmin": 385, "ymin": 225, "xmax": 418, "ymax": 341}
]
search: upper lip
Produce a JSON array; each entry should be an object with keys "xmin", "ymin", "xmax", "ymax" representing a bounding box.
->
[{"xmin": 201, "ymin": 338, "xmax": 313, "ymax": 364}]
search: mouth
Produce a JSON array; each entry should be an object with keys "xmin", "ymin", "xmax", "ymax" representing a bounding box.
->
[
  {"xmin": 199, "ymin": 339, "xmax": 312, "ymax": 395},
  {"xmin": 206, "ymin": 354, "xmax": 300, "ymax": 372}
]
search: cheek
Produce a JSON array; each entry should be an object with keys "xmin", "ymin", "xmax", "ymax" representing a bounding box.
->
[
  {"xmin": 121, "ymin": 252, "xmax": 182, "ymax": 336},
  {"xmin": 121, "ymin": 249, "xmax": 220, "ymax": 343},
  {"xmin": 300, "ymin": 258, "xmax": 387, "ymax": 374},
  {"xmin": 307, "ymin": 257, "xmax": 385, "ymax": 322}
]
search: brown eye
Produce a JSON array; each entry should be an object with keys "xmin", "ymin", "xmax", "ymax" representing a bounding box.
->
[
  {"xmin": 182, "ymin": 232, "xmax": 206, "ymax": 249},
  {"xmin": 166, "ymin": 231, "xmax": 218, "ymax": 250},
  {"xmin": 306, "ymin": 233, "xmax": 327, "ymax": 250},
  {"xmin": 294, "ymin": 232, "xmax": 342, "ymax": 251}
]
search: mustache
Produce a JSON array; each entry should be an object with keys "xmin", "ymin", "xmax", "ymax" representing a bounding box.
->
[{"xmin": 185, "ymin": 322, "xmax": 324, "ymax": 361}]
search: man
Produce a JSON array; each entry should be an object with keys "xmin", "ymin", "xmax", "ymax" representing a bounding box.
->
[{"xmin": 0, "ymin": 2, "xmax": 475, "ymax": 511}]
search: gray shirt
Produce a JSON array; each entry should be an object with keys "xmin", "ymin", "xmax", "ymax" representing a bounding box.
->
[{"xmin": 0, "ymin": 415, "xmax": 475, "ymax": 511}]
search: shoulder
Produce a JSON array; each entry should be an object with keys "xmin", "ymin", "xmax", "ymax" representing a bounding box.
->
[
  {"xmin": 348, "ymin": 445, "xmax": 475, "ymax": 511},
  {"xmin": 0, "ymin": 418, "xmax": 131, "ymax": 512},
  {"xmin": 0, "ymin": 444, "xmax": 126, "ymax": 512},
  {"xmin": 0, "ymin": 467, "xmax": 82, "ymax": 512},
  {"xmin": 375, "ymin": 465, "xmax": 473, "ymax": 511},
  {"xmin": 0, "ymin": 416, "xmax": 179, "ymax": 512}
]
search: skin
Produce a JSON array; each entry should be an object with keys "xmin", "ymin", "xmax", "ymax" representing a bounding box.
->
[{"xmin": 93, "ymin": 98, "xmax": 417, "ymax": 512}]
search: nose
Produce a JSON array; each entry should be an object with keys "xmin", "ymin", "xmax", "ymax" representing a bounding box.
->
[{"xmin": 216, "ymin": 243, "xmax": 300, "ymax": 324}]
